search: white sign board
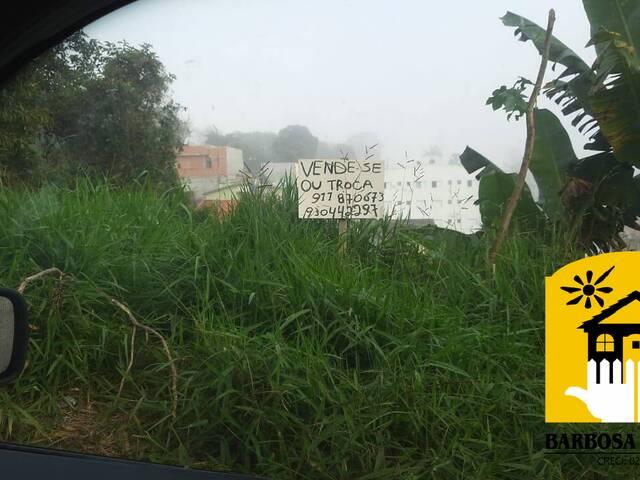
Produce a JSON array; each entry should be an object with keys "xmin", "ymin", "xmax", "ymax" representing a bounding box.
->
[{"xmin": 296, "ymin": 158, "xmax": 384, "ymax": 219}]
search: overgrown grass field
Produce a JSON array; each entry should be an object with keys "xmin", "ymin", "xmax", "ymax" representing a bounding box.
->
[{"xmin": 0, "ymin": 179, "xmax": 629, "ymax": 479}]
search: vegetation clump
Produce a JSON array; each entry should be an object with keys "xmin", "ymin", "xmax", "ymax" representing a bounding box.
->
[
  {"xmin": 0, "ymin": 178, "xmax": 613, "ymax": 479},
  {"xmin": 1, "ymin": 1, "xmax": 640, "ymax": 478}
]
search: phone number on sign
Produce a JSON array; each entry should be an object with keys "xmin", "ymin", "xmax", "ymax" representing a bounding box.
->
[
  {"xmin": 310, "ymin": 191, "xmax": 384, "ymax": 204},
  {"xmin": 303, "ymin": 204, "xmax": 380, "ymax": 218}
]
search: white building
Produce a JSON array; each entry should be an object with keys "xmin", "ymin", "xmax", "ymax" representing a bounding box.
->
[
  {"xmin": 383, "ymin": 160, "xmax": 481, "ymax": 233},
  {"xmin": 264, "ymin": 162, "xmax": 296, "ymax": 183},
  {"xmin": 258, "ymin": 156, "xmax": 482, "ymax": 233}
]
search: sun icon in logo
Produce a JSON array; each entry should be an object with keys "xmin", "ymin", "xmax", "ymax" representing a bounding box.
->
[{"xmin": 561, "ymin": 266, "xmax": 615, "ymax": 309}]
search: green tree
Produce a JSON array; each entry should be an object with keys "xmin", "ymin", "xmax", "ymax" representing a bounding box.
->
[
  {"xmin": 72, "ymin": 41, "xmax": 185, "ymax": 183},
  {"xmin": 315, "ymin": 140, "xmax": 355, "ymax": 159},
  {"xmin": 205, "ymin": 129, "xmax": 278, "ymax": 171},
  {"xmin": 462, "ymin": 4, "xmax": 640, "ymax": 250},
  {"xmin": 205, "ymin": 125, "xmax": 327, "ymax": 171},
  {"xmin": 272, "ymin": 125, "xmax": 318, "ymax": 163},
  {"xmin": 0, "ymin": 68, "xmax": 50, "ymax": 182},
  {"xmin": 0, "ymin": 32, "xmax": 185, "ymax": 185}
]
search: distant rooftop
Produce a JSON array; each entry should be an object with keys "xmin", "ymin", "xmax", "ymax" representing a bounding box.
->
[{"xmin": 178, "ymin": 145, "xmax": 241, "ymax": 156}]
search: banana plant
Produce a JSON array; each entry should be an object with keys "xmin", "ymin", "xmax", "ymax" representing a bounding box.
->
[{"xmin": 462, "ymin": 3, "xmax": 640, "ymax": 250}]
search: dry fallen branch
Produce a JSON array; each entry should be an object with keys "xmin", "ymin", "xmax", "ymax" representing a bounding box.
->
[
  {"xmin": 117, "ymin": 326, "xmax": 137, "ymax": 399},
  {"xmin": 489, "ymin": 9, "xmax": 557, "ymax": 269},
  {"xmin": 17, "ymin": 267, "xmax": 65, "ymax": 294},
  {"xmin": 111, "ymin": 299, "xmax": 178, "ymax": 419}
]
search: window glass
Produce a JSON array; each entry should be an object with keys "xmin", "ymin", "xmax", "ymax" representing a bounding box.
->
[
  {"xmin": 596, "ymin": 334, "xmax": 615, "ymax": 352},
  {"xmin": 0, "ymin": 0, "xmax": 605, "ymax": 478}
]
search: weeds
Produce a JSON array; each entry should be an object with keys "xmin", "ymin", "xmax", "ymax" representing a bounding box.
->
[{"xmin": 0, "ymin": 178, "xmax": 623, "ymax": 479}]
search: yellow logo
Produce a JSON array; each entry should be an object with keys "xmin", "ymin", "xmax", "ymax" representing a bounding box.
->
[{"xmin": 546, "ymin": 251, "xmax": 640, "ymax": 422}]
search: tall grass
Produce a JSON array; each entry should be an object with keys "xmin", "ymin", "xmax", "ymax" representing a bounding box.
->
[{"xmin": 0, "ymin": 178, "xmax": 624, "ymax": 479}]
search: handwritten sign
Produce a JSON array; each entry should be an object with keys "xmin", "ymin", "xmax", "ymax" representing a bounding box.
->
[{"xmin": 296, "ymin": 158, "xmax": 384, "ymax": 219}]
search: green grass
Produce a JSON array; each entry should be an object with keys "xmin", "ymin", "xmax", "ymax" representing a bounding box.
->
[{"xmin": 0, "ymin": 178, "xmax": 630, "ymax": 479}]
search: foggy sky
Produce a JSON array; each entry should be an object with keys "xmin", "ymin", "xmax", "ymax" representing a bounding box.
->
[{"xmin": 84, "ymin": 0, "xmax": 596, "ymax": 171}]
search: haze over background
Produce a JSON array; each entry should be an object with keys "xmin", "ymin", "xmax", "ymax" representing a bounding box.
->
[{"xmin": 84, "ymin": 0, "xmax": 596, "ymax": 171}]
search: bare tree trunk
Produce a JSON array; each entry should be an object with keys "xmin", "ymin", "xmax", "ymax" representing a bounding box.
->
[{"xmin": 488, "ymin": 9, "xmax": 556, "ymax": 269}]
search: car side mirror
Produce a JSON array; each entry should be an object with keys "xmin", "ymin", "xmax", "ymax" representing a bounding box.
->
[{"xmin": 0, "ymin": 288, "xmax": 28, "ymax": 384}]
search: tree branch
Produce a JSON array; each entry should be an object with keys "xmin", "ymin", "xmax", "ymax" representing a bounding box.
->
[
  {"xmin": 489, "ymin": 9, "xmax": 557, "ymax": 268},
  {"xmin": 17, "ymin": 267, "xmax": 65, "ymax": 294},
  {"xmin": 111, "ymin": 299, "xmax": 178, "ymax": 419}
]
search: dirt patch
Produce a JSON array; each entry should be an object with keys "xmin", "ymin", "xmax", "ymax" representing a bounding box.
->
[{"xmin": 38, "ymin": 390, "xmax": 141, "ymax": 459}]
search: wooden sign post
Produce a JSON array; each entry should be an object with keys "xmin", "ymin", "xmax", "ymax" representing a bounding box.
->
[
  {"xmin": 296, "ymin": 157, "xmax": 384, "ymax": 253},
  {"xmin": 338, "ymin": 219, "xmax": 348, "ymax": 254}
]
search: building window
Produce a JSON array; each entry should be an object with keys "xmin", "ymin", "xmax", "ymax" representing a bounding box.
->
[
  {"xmin": 596, "ymin": 334, "xmax": 615, "ymax": 352},
  {"xmin": 447, "ymin": 199, "xmax": 452, "ymax": 205},
  {"xmin": 431, "ymin": 181, "xmax": 437, "ymax": 188},
  {"xmin": 448, "ymin": 180, "xmax": 452, "ymax": 185},
  {"xmin": 633, "ymin": 341, "xmax": 640, "ymax": 349},
  {"xmin": 397, "ymin": 182, "xmax": 402, "ymax": 187},
  {"xmin": 467, "ymin": 180, "xmax": 472, "ymax": 187},
  {"xmin": 204, "ymin": 159, "xmax": 212, "ymax": 168},
  {"xmin": 457, "ymin": 180, "xmax": 462, "ymax": 185}
]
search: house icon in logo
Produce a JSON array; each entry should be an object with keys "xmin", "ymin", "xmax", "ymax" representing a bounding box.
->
[
  {"xmin": 560, "ymin": 290, "xmax": 640, "ymax": 422},
  {"xmin": 578, "ymin": 290, "xmax": 640, "ymax": 384},
  {"xmin": 545, "ymin": 253, "xmax": 640, "ymax": 423}
]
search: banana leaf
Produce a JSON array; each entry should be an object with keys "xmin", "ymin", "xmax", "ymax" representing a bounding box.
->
[
  {"xmin": 588, "ymin": 32, "xmax": 640, "ymax": 165},
  {"xmin": 477, "ymin": 170, "xmax": 542, "ymax": 229},
  {"xmin": 501, "ymin": 11, "xmax": 601, "ymax": 149},
  {"xmin": 582, "ymin": 0, "xmax": 640, "ymax": 58},
  {"xmin": 501, "ymin": 11, "xmax": 591, "ymax": 76},
  {"xmin": 460, "ymin": 147, "xmax": 542, "ymax": 228},
  {"xmin": 529, "ymin": 109, "xmax": 579, "ymax": 218},
  {"xmin": 462, "ymin": 109, "xmax": 578, "ymax": 221}
]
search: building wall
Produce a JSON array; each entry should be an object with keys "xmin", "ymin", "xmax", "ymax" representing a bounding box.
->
[
  {"xmin": 266, "ymin": 162, "xmax": 296, "ymax": 183},
  {"xmin": 176, "ymin": 145, "xmax": 244, "ymax": 179},
  {"xmin": 197, "ymin": 183, "xmax": 245, "ymax": 215},
  {"xmin": 177, "ymin": 147, "xmax": 222, "ymax": 177},
  {"xmin": 225, "ymin": 147, "xmax": 244, "ymax": 179},
  {"xmin": 176, "ymin": 145, "xmax": 244, "ymax": 201},
  {"xmin": 176, "ymin": 155, "xmax": 221, "ymax": 177},
  {"xmin": 182, "ymin": 177, "xmax": 225, "ymax": 200},
  {"xmin": 223, "ymin": 157, "xmax": 482, "ymax": 233},
  {"xmin": 383, "ymin": 163, "xmax": 481, "ymax": 233}
]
